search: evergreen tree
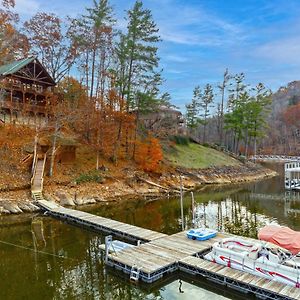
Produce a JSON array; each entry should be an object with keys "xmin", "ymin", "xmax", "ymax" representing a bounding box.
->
[
  {"xmin": 115, "ymin": 1, "xmax": 161, "ymax": 157},
  {"xmin": 225, "ymin": 73, "xmax": 247, "ymax": 152},
  {"xmin": 71, "ymin": 0, "xmax": 115, "ymax": 99},
  {"xmin": 217, "ymin": 68, "xmax": 231, "ymax": 146},
  {"xmin": 186, "ymin": 86, "xmax": 201, "ymax": 130},
  {"xmin": 200, "ymin": 84, "xmax": 214, "ymax": 143},
  {"xmin": 119, "ymin": 0, "xmax": 161, "ymax": 111},
  {"xmin": 247, "ymin": 83, "xmax": 271, "ymax": 156},
  {"xmin": 225, "ymin": 82, "xmax": 271, "ymax": 156}
]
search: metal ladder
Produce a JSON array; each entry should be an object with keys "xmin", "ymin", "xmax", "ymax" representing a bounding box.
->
[{"xmin": 130, "ymin": 265, "xmax": 141, "ymax": 282}]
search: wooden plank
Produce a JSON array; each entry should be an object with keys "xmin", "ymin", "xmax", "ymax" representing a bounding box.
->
[
  {"xmin": 164, "ymin": 235, "xmax": 210, "ymax": 250},
  {"xmin": 279, "ymin": 285, "xmax": 300, "ymax": 299},
  {"xmin": 150, "ymin": 240, "xmax": 192, "ymax": 255},
  {"xmin": 261, "ymin": 280, "xmax": 287, "ymax": 294},
  {"xmin": 139, "ymin": 244, "xmax": 184, "ymax": 261},
  {"xmin": 179, "ymin": 256, "xmax": 199, "ymax": 265},
  {"xmin": 205, "ymin": 263, "xmax": 225, "ymax": 273},
  {"xmin": 236, "ymin": 272, "xmax": 257, "ymax": 284},
  {"xmin": 250, "ymin": 277, "xmax": 271, "ymax": 288},
  {"xmin": 216, "ymin": 266, "xmax": 245, "ymax": 280},
  {"xmin": 128, "ymin": 247, "xmax": 174, "ymax": 266},
  {"xmin": 110, "ymin": 248, "xmax": 173, "ymax": 273},
  {"xmin": 151, "ymin": 238, "xmax": 205, "ymax": 254}
]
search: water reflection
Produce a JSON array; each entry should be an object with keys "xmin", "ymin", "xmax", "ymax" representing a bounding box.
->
[{"xmin": 1, "ymin": 166, "xmax": 300, "ymax": 299}]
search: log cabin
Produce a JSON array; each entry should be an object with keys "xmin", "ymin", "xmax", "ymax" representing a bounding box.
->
[{"xmin": 0, "ymin": 56, "xmax": 56, "ymax": 123}]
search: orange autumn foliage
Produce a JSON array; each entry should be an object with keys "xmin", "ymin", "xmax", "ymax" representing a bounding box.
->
[
  {"xmin": 0, "ymin": 0, "xmax": 29, "ymax": 63},
  {"xmin": 0, "ymin": 125, "xmax": 34, "ymax": 171},
  {"xmin": 135, "ymin": 137, "xmax": 163, "ymax": 172},
  {"xmin": 283, "ymin": 103, "xmax": 300, "ymax": 128}
]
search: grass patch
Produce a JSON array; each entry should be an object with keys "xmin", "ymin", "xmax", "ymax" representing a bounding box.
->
[
  {"xmin": 165, "ymin": 142, "xmax": 241, "ymax": 169},
  {"xmin": 75, "ymin": 170, "xmax": 103, "ymax": 184}
]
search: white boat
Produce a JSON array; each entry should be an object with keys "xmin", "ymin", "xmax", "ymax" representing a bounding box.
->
[{"xmin": 204, "ymin": 237, "xmax": 300, "ymax": 288}]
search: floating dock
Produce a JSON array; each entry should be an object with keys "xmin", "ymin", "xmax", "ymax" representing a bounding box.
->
[
  {"xmin": 36, "ymin": 199, "xmax": 300, "ymax": 300},
  {"xmin": 36, "ymin": 199, "xmax": 166, "ymax": 242},
  {"xmin": 179, "ymin": 256, "xmax": 300, "ymax": 300}
]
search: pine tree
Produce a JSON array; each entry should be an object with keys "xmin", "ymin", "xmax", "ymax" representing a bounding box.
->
[
  {"xmin": 71, "ymin": 0, "xmax": 115, "ymax": 99},
  {"xmin": 225, "ymin": 73, "xmax": 247, "ymax": 153},
  {"xmin": 115, "ymin": 0, "xmax": 161, "ymax": 157},
  {"xmin": 121, "ymin": 0, "xmax": 161, "ymax": 110},
  {"xmin": 186, "ymin": 86, "xmax": 201, "ymax": 130},
  {"xmin": 217, "ymin": 68, "xmax": 231, "ymax": 146},
  {"xmin": 248, "ymin": 83, "xmax": 271, "ymax": 157},
  {"xmin": 200, "ymin": 84, "xmax": 214, "ymax": 143}
]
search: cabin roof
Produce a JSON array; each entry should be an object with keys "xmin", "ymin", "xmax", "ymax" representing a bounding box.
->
[
  {"xmin": 0, "ymin": 56, "xmax": 56, "ymax": 86},
  {"xmin": 0, "ymin": 57, "xmax": 35, "ymax": 76}
]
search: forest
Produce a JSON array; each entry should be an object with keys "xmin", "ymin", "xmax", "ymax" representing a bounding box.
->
[
  {"xmin": 0, "ymin": 0, "xmax": 299, "ymax": 178},
  {"xmin": 0, "ymin": 0, "xmax": 168, "ymax": 173}
]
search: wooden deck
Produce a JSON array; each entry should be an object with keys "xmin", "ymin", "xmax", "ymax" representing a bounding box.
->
[
  {"xmin": 37, "ymin": 199, "xmax": 166, "ymax": 242},
  {"xmin": 179, "ymin": 256, "xmax": 300, "ymax": 299},
  {"xmin": 36, "ymin": 199, "xmax": 300, "ymax": 299}
]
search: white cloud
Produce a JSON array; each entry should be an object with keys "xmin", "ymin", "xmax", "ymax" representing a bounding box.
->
[
  {"xmin": 153, "ymin": 1, "xmax": 244, "ymax": 47},
  {"xmin": 255, "ymin": 36, "xmax": 300, "ymax": 64},
  {"xmin": 160, "ymin": 29, "xmax": 201, "ymax": 45}
]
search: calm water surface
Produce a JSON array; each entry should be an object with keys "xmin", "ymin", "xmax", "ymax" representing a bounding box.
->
[{"xmin": 1, "ymin": 163, "xmax": 299, "ymax": 300}]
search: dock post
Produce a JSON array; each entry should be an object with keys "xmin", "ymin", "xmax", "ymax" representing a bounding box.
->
[
  {"xmin": 180, "ymin": 175, "xmax": 184, "ymax": 231},
  {"xmin": 191, "ymin": 191, "xmax": 195, "ymax": 225},
  {"xmin": 105, "ymin": 235, "xmax": 112, "ymax": 263}
]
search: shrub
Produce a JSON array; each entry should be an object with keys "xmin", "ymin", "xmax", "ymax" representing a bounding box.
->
[
  {"xmin": 135, "ymin": 137, "xmax": 163, "ymax": 172},
  {"xmin": 170, "ymin": 135, "xmax": 190, "ymax": 145},
  {"xmin": 75, "ymin": 170, "xmax": 103, "ymax": 184}
]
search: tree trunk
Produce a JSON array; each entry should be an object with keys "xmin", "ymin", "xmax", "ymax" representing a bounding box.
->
[
  {"xmin": 112, "ymin": 120, "xmax": 122, "ymax": 164},
  {"xmin": 49, "ymin": 123, "xmax": 58, "ymax": 177},
  {"xmin": 90, "ymin": 44, "xmax": 97, "ymax": 100},
  {"xmin": 219, "ymin": 79, "xmax": 226, "ymax": 146},
  {"xmin": 96, "ymin": 150, "xmax": 100, "ymax": 170},
  {"xmin": 32, "ymin": 129, "xmax": 38, "ymax": 175}
]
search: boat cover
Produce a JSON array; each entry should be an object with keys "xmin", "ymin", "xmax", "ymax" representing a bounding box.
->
[{"xmin": 258, "ymin": 225, "xmax": 300, "ymax": 255}]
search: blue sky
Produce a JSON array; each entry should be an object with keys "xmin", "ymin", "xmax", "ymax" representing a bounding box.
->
[{"xmin": 10, "ymin": 0, "xmax": 300, "ymax": 110}]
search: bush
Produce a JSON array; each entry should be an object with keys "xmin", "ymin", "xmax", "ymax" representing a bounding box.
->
[
  {"xmin": 135, "ymin": 137, "xmax": 163, "ymax": 172},
  {"xmin": 238, "ymin": 155, "xmax": 246, "ymax": 163},
  {"xmin": 170, "ymin": 135, "xmax": 190, "ymax": 145},
  {"xmin": 75, "ymin": 170, "xmax": 103, "ymax": 184}
]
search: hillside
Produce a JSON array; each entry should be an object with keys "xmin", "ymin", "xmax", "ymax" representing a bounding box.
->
[
  {"xmin": 165, "ymin": 143, "xmax": 241, "ymax": 169},
  {"xmin": 270, "ymin": 81, "xmax": 300, "ymax": 119},
  {"xmin": 0, "ymin": 124, "xmax": 276, "ymax": 213},
  {"xmin": 262, "ymin": 80, "xmax": 300, "ymax": 154}
]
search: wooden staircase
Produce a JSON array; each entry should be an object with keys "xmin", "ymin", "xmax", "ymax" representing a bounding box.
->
[{"xmin": 31, "ymin": 153, "xmax": 46, "ymax": 200}]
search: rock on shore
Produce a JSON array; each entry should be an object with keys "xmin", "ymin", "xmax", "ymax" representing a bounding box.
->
[{"xmin": 0, "ymin": 199, "xmax": 39, "ymax": 215}]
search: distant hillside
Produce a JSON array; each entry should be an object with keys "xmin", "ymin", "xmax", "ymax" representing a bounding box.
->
[
  {"xmin": 262, "ymin": 81, "xmax": 300, "ymax": 154},
  {"xmin": 270, "ymin": 81, "xmax": 300, "ymax": 117}
]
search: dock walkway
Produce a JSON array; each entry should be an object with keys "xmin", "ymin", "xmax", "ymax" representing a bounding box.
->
[
  {"xmin": 36, "ymin": 199, "xmax": 300, "ymax": 300},
  {"xmin": 31, "ymin": 146, "xmax": 300, "ymax": 299},
  {"xmin": 180, "ymin": 256, "xmax": 300, "ymax": 300},
  {"xmin": 37, "ymin": 199, "xmax": 166, "ymax": 242}
]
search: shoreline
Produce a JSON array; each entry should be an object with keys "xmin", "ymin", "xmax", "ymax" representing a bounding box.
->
[{"xmin": 0, "ymin": 162, "xmax": 278, "ymax": 215}]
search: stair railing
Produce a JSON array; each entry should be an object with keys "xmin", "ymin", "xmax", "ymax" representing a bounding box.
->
[
  {"xmin": 40, "ymin": 154, "xmax": 47, "ymax": 192},
  {"xmin": 31, "ymin": 152, "xmax": 38, "ymax": 190}
]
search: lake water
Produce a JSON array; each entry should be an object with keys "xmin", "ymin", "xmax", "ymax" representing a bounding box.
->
[{"xmin": 1, "ymin": 163, "xmax": 299, "ymax": 299}]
